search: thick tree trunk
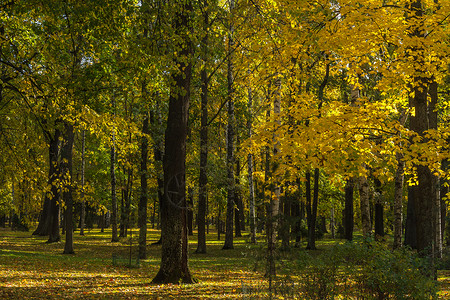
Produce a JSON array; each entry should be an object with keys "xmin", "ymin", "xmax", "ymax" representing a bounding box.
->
[
  {"xmin": 404, "ymin": 187, "xmax": 417, "ymax": 249},
  {"xmin": 33, "ymin": 198, "xmax": 50, "ymax": 236},
  {"xmin": 408, "ymin": 0, "xmax": 434, "ymax": 258},
  {"xmin": 152, "ymin": 0, "xmax": 194, "ymax": 284},
  {"xmin": 62, "ymin": 122, "xmax": 75, "ymax": 254},
  {"xmin": 344, "ymin": 179, "xmax": 354, "ymax": 241},
  {"xmin": 188, "ymin": 187, "xmax": 194, "ymax": 236},
  {"xmin": 35, "ymin": 128, "xmax": 61, "ymax": 238},
  {"xmin": 138, "ymin": 115, "xmax": 149, "ymax": 260},
  {"xmin": 47, "ymin": 129, "xmax": 62, "ymax": 243}
]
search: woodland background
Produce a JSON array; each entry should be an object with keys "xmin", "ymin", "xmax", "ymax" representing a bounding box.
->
[{"xmin": 0, "ymin": 0, "xmax": 450, "ymax": 297}]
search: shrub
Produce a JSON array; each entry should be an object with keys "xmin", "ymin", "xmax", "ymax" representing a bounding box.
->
[{"xmin": 275, "ymin": 242, "xmax": 438, "ymax": 299}]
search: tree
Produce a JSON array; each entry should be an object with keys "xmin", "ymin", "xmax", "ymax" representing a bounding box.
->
[
  {"xmin": 138, "ymin": 113, "xmax": 149, "ymax": 259},
  {"xmin": 152, "ymin": 0, "xmax": 195, "ymax": 284}
]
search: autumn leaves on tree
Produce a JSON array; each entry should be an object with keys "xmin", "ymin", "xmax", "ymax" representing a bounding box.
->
[{"xmin": 0, "ymin": 0, "xmax": 449, "ymax": 284}]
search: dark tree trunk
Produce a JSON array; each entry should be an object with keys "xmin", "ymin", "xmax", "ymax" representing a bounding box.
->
[
  {"xmin": 429, "ymin": 79, "xmax": 442, "ymax": 257},
  {"xmin": 441, "ymin": 159, "xmax": 448, "ymax": 245},
  {"xmin": 47, "ymin": 129, "xmax": 62, "ymax": 243},
  {"xmin": 80, "ymin": 130, "xmax": 86, "ymax": 236},
  {"xmin": 407, "ymin": 0, "xmax": 434, "ymax": 258},
  {"xmin": 120, "ymin": 190, "xmax": 126, "ymax": 237},
  {"xmin": 223, "ymin": 0, "xmax": 235, "ymax": 250},
  {"xmin": 280, "ymin": 187, "xmax": 291, "ymax": 250},
  {"xmin": 138, "ymin": 115, "xmax": 149, "ymax": 260},
  {"xmin": 152, "ymin": 0, "xmax": 195, "ymax": 284},
  {"xmin": 234, "ymin": 157, "xmax": 243, "ymax": 237},
  {"xmin": 110, "ymin": 117, "xmax": 119, "ymax": 242},
  {"xmin": 404, "ymin": 187, "xmax": 417, "ymax": 249},
  {"xmin": 293, "ymin": 179, "xmax": 302, "ymax": 246},
  {"xmin": 196, "ymin": 0, "xmax": 209, "ymax": 254},
  {"xmin": 33, "ymin": 198, "xmax": 51, "ymax": 236},
  {"xmin": 62, "ymin": 122, "xmax": 75, "ymax": 254},
  {"xmin": 374, "ymin": 203, "xmax": 384, "ymax": 238},
  {"xmin": 306, "ymin": 168, "xmax": 319, "ymax": 250},
  {"xmin": 374, "ymin": 178, "xmax": 384, "ymax": 238},
  {"xmin": 344, "ymin": 179, "xmax": 354, "ymax": 241},
  {"xmin": 247, "ymin": 84, "xmax": 256, "ymax": 242},
  {"xmin": 35, "ymin": 129, "xmax": 61, "ymax": 238},
  {"xmin": 188, "ymin": 187, "xmax": 194, "ymax": 236}
]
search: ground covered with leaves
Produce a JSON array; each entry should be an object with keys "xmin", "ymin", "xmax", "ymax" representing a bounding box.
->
[{"xmin": 1, "ymin": 227, "xmax": 449, "ymax": 299}]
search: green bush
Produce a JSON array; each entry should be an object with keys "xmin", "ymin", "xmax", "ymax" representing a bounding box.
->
[{"xmin": 280, "ymin": 242, "xmax": 438, "ymax": 299}]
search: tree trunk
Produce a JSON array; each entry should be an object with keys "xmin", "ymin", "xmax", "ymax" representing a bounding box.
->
[
  {"xmin": 223, "ymin": 0, "xmax": 235, "ymax": 250},
  {"xmin": 47, "ymin": 129, "xmax": 62, "ymax": 243},
  {"xmin": 404, "ymin": 187, "xmax": 417, "ymax": 249},
  {"xmin": 138, "ymin": 114, "xmax": 149, "ymax": 260},
  {"xmin": 196, "ymin": 2, "xmax": 209, "ymax": 254},
  {"xmin": 110, "ymin": 109, "xmax": 119, "ymax": 243},
  {"xmin": 393, "ymin": 152, "xmax": 404, "ymax": 249},
  {"xmin": 35, "ymin": 128, "xmax": 61, "ymax": 238},
  {"xmin": 374, "ymin": 178, "xmax": 384, "ymax": 239},
  {"xmin": 408, "ymin": 0, "xmax": 434, "ymax": 258},
  {"xmin": 306, "ymin": 169, "xmax": 319, "ymax": 250},
  {"xmin": 80, "ymin": 130, "xmax": 86, "ymax": 236},
  {"xmin": 280, "ymin": 187, "xmax": 291, "ymax": 250},
  {"xmin": 234, "ymin": 157, "xmax": 243, "ymax": 237},
  {"xmin": 429, "ymin": 79, "xmax": 442, "ymax": 258},
  {"xmin": 344, "ymin": 178, "xmax": 354, "ymax": 241},
  {"xmin": 152, "ymin": 0, "xmax": 195, "ymax": 284},
  {"xmin": 188, "ymin": 187, "xmax": 194, "ymax": 236},
  {"xmin": 150, "ymin": 94, "xmax": 164, "ymax": 241},
  {"xmin": 247, "ymin": 85, "xmax": 256, "ymax": 244},
  {"xmin": 62, "ymin": 122, "xmax": 75, "ymax": 254},
  {"xmin": 359, "ymin": 174, "xmax": 371, "ymax": 238}
]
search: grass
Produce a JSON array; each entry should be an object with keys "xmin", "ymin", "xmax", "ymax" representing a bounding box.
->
[{"xmin": 0, "ymin": 227, "xmax": 449, "ymax": 299}]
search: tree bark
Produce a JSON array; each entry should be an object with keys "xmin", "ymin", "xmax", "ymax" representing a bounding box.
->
[
  {"xmin": 110, "ymin": 101, "xmax": 119, "ymax": 243},
  {"xmin": 234, "ymin": 156, "xmax": 243, "ymax": 237},
  {"xmin": 196, "ymin": 2, "xmax": 209, "ymax": 253},
  {"xmin": 152, "ymin": 0, "xmax": 195, "ymax": 284},
  {"xmin": 47, "ymin": 129, "xmax": 62, "ymax": 243},
  {"xmin": 359, "ymin": 174, "xmax": 371, "ymax": 238},
  {"xmin": 305, "ymin": 171, "xmax": 316, "ymax": 250},
  {"xmin": 393, "ymin": 152, "xmax": 404, "ymax": 249},
  {"xmin": 344, "ymin": 179, "xmax": 354, "ymax": 241},
  {"xmin": 223, "ymin": 0, "xmax": 236, "ymax": 250},
  {"xmin": 404, "ymin": 187, "xmax": 417, "ymax": 249},
  {"xmin": 374, "ymin": 178, "xmax": 384, "ymax": 239},
  {"xmin": 188, "ymin": 187, "xmax": 194, "ymax": 236},
  {"xmin": 247, "ymin": 86, "xmax": 256, "ymax": 244},
  {"xmin": 429, "ymin": 79, "xmax": 442, "ymax": 258},
  {"xmin": 62, "ymin": 122, "xmax": 75, "ymax": 254},
  {"xmin": 138, "ymin": 114, "xmax": 149, "ymax": 260},
  {"xmin": 408, "ymin": 0, "xmax": 434, "ymax": 258},
  {"xmin": 80, "ymin": 130, "xmax": 86, "ymax": 236},
  {"xmin": 34, "ymin": 128, "xmax": 61, "ymax": 238}
]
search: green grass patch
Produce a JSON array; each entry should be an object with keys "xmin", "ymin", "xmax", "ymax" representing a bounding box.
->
[{"xmin": 0, "ymin": 227, "xmax": 448, "ymax": 299}]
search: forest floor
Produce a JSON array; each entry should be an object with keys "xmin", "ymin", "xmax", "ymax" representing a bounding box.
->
[{"xmin": 0, "ymin": 227, "xmax": 449, "ymax": 299}]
